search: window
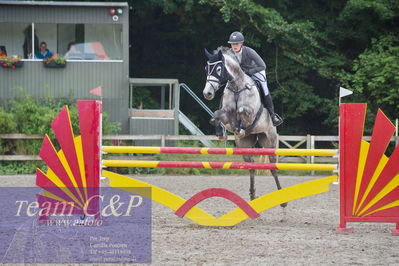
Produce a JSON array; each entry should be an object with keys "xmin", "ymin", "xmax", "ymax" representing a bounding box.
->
[
  {"xmin": 0, "ymin": 23, "xmax": 123, "ymax": 61},
  {"xmin": 0, "ymin": 23, "xmax": 32, "ymax": 58}
]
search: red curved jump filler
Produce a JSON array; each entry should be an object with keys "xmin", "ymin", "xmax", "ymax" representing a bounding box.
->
[{"xmin": 174, "ymin": 188, "xmax": 260, "ymax": 219}]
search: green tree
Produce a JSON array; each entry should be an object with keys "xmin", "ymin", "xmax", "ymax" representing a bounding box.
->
[
  {"xmin": 127, "ymin": 0, "xmax": 398, "ymax": 134},
  {"xmin": 339, "ymin": 34, "xmax": 399, "ymax": 120}
]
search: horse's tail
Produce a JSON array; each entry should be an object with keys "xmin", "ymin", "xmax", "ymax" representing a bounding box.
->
[{"xmin": 256, "ymin": 155, "xmax": 272, "ymax": 176}]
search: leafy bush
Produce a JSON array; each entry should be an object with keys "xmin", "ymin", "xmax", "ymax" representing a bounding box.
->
[
  {"xmin": 0, "ymin": 161, "xmax": 46, "ymax": 175},
  {"xmin": 0, "ymin": 108, "xmax": 17, "ymax": 154},
  {"xmin": 131, "ymin": 87, "xmax": 160, "ymax": 109},
  {"xmin": 0, "ymin": 92, "xmax": 120, "ymax": 174}
]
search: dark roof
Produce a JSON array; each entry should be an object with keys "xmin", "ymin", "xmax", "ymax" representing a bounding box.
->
[{"xmin": 0, "ymin": 1, "xmax": 128, "ymax": 7}]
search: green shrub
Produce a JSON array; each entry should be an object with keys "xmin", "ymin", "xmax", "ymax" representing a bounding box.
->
[
  {"xmin": 0, "ymin": 92, "xmax": 120, "ymax": 174},
  {"xmin": 0, "ymin": 161, "xmax": 46, "ymax": 175}
]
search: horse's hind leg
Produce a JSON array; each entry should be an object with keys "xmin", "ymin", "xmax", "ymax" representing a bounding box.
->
[
  {"xmin": 258, "ymin": 133, "xmax": 287, "ymax": 208},
  {"xmin": 236, "ymin": 135, "xmax": 257, "ymax": 200},
  {"xmin": 241, "ymin": 155, "xmax": 255, "ymax": 200},
  {"xmin": 269, "ymin": 155, "xmax": 287, "ymax": 207},
  {"xmin": 246, "ymin": 159, "xmax": 256, "ymax": 200}
]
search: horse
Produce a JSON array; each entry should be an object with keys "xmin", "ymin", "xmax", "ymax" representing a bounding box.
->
[{"xmin": 203, "ymin": 47, "xmax": 286, "ymax": 205}]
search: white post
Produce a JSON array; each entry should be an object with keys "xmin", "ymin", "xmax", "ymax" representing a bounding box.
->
[
  {"xmin": 161, "ymin": 135, "xmax": 166, "ymax": 147},
  {"xmin": 306, "ymin": 134, "xmax": 311, "ymax": 164},
  {"xmin": 336, "ymin": 87, "xmax": 353, "ymax": 184},
  {"xmin": 99, "ymin": 99, "xmax": 103, "ymax": 180},
  {"xmin": 31, "ymin": 23, "xmax": 35, "ymax": 58},
  {"xmin": 310, "ymin": 135, "xmax": 315, "ymax": 176},
  {"xmin": 396, "ymin": 119, "xmax": 398, "ymax": 147}
]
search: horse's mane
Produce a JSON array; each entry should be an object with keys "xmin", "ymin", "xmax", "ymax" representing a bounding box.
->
[
  {"xmin": 214, "ymin": 46, "xmax": 234, "ymax": 58},
  {"xmin": 214, "ymin": 46, "xmax": 229, "ymax": 53},
  {"xmin": 213, "ymin": 46, "xmax": 244, "ymax": 79}
]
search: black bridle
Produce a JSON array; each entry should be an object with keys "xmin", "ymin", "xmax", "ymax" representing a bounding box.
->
[{"xmin": 205, "ymin": 59, "xmax": 231, "ymax": 92}]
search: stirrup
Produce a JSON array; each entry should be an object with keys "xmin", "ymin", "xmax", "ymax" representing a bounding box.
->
[{"xmin": 271, "ymin": 113, "xmax": 283, "ymax": 127}]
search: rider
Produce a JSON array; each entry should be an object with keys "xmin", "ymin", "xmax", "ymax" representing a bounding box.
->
[{"xmin": 228, "ymin": 31, "xmax": 283, "ymax": 127}]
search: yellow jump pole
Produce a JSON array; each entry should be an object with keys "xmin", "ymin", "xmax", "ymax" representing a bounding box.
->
[
  {"xmin": 102, "ymin": 146, "xmax": 337, "ymax": 157},
  {"xmin": 102, "ymin": 159, "xmax": 337, "ymax": 171}
]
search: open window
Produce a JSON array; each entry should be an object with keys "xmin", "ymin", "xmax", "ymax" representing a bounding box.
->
[
  {"xmin": 0, "ymin": 22, "xmax": 122, "ymax": 61},
  {"xmin": 0, "ymin": 23, "xmax": 33, "ymax": 58}
]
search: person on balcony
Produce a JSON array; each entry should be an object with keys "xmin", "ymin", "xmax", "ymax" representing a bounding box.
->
[
  {"xmin": 65, "ymin": 42, "xmax": 83, "ymax": 59},
  {"xmin": 35, "ymin": 42, "xmax": 53, "ymax": 59}
]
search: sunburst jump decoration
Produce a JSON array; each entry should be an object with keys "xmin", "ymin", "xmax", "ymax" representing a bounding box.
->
[
  {"xmin": 36, "ymin": 100, "xmax": 101, "ymax": 221},
  {"xmin": 36, "ymin": 100, "xmax": 399, "ymax": 233},
  {"xmin": 36, "ymin": 100, "xmax": 338, "ymax": 226},
  {"xmin": 338, "ymin": 103, "xmax": 399, "ymax": 235}
]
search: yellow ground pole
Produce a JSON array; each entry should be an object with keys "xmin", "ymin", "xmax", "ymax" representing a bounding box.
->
[{"xmin": 103, "ymin": 170, "xmax": 338, "ymax": 226}]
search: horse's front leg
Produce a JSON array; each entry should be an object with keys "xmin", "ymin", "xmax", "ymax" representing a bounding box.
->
[
  {"xmin": 235, "ymin": 106, "xmax": 254, "ymax": 138},
  {"xmin": 210, "ymin": 109, "xmax": 229, "ymax": 140},
  {"xmin": 209, "ymin": 116, "xmax": 224, "ymax": 137},
  {"xmin": 234, "ymin": 117, "xmax": 242, "ymax": 135}
]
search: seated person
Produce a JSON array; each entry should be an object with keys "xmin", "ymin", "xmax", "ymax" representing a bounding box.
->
[
  {"xmin": 91, "ymin": 42, "xmax": 109, "ymax": 60},
  {"xmin": 0, "ymin": 46, "xmax": 7, "ymax": 57},
  {"xmin": 35, "ymin": 42, "xmax": 53, "ymax": 59},
  {"xmin": 65, "ymin": 42, "xmax": 82, "ymax": 59}
]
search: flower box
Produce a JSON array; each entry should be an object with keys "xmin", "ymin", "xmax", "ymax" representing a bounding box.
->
[
  {"xmin": 43, "ymin": 54, "xmax": 67, "ymax": 68},
  {"xmin": 0, "ymin": 56, "xmax": 24, "ymax": 69},
  {"xmin": 43, "ymin": 60, "xmax": 67, "ymax": 68}
]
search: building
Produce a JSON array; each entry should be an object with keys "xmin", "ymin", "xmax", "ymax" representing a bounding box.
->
[
  {"xmin": 0, "ymin": 1, "xmax": 214, "ymax": 146},
  {"xmin": 0, "ymin": 1, "xmax": 130, "ymax": 132}
]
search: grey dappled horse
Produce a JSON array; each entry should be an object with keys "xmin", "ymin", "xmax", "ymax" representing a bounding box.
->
[{"xmin": 203, "ymin": 47, "xmax": 286, "ymax": 204}]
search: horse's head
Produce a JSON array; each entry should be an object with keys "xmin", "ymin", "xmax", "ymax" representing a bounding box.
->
[{"xmin": 203, "ymin": 48, "xmax": 231, "ymax": 100}]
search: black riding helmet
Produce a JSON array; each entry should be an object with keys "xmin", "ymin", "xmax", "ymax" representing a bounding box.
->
[{"xmin": 228, "ymin": 31, "xmax": 244, "ymax": 44}]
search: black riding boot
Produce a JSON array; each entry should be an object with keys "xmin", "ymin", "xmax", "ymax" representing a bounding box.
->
[{"xmin": 263, "ymin": 94, "xmax": 283, "ymax": 127}]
